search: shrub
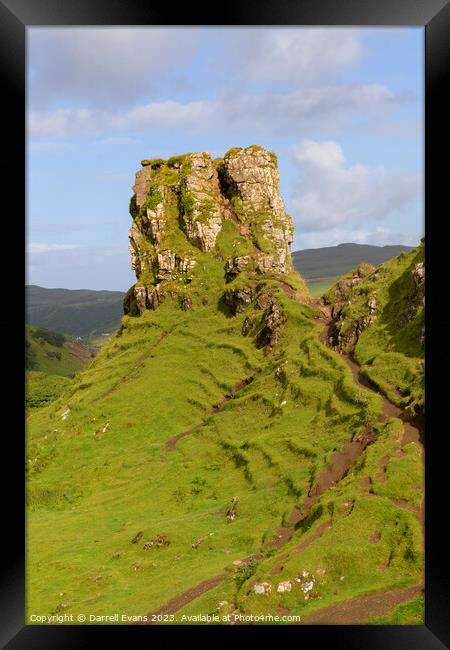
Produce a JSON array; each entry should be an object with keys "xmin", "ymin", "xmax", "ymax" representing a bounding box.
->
[{"xmin": 31, "ymin": 327, "xmax": 66, "ymax": 348}]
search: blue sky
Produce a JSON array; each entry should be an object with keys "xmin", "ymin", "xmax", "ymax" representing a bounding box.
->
[{"xmin": 27, "ymin": 27, "xmax": 424, "ymax": 291}]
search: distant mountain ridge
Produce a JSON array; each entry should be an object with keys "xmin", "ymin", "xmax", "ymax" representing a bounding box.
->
[
  {"xmin": 26, "ymin": 285, "xmax": 124, "ymax": 339},
  {"xmin": 292, "ymin": 243, "xmax": 413, "ymax": 280},
  {"xmin": 26, "ymin": 243, "xmax": 414, "ymax": 338}
]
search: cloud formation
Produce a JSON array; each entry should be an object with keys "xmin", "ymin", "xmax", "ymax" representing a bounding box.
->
[
  {"xmin": 292, "ymin": 139, "xmax": 421, "ymax": 234},
  {"xmin": 26, "ymin": 243, "xmax": 81, "ymax": 253},
  {"xmin": 29, "ymin": 28, "xmax": 200, "ymax": 108},
  {"xmin": 29, "ymin": 84, "xmax": 398, "ymax": 139},
  {"xmin": 226, "ymin": 28, "xmax": 365, "ymax": 84}
]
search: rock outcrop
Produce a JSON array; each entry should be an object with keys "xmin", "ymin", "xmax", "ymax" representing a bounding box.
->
[
  {"xmin": 221, "ymin": 146, "xmax": 293, "ymax": 274},
  {"xmin": 124, "ymin": 146, "xmax": 299, "ymax": 319},
  {"xmin": 323, "ymin": 263, "xmax": 377, "ymax": 353}
]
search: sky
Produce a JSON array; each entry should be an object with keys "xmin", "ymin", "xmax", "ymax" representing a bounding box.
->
[{"xmin": 27, "ymin": 27, "xmax": 424, "ymax": 291}]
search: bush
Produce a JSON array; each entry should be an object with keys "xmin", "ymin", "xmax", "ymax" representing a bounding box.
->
[{"xmin": 31, "ymin": 327, "xmax": 66, "ymax": 348}]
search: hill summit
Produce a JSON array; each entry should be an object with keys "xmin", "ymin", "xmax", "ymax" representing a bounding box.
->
[{"xmin": 124, "ymin": 145, "xmax": 306, "ymax": 317}]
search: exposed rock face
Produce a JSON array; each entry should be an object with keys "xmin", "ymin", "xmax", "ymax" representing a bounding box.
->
[
  {"xmin": 323, "ymin": 264, "xmax": 378, "ymax": 353},
  {"xmin": 223, "ymin": 287, "xmax": 254, "ymax": 315},
  {"xmin": 180, "ymin": 152, "xmax": 223, "ymax": 252},
  {"xmin": 323, "ymin": 263, "xmax": 375, "ymax": 317},
  {"xmin": 413, "ymin": 262, "xmax": 425, "ymax": 305},
  {"xmin": 256, "ymin": 300, "xmax": 287, "ymax": 348},
  {"xmin": 222, "ymin": 146, "xmax": 294, "ymax": 274},
  {"xmin": 125, "ymin": 146, "xmax": 298, "ymax": 319}
]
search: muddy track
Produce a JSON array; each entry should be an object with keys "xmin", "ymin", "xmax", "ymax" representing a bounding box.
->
[
  {"xmin": 144, "ymin": 573, "xmax": 227, "ymax": 621},
  {"xmin": 165, "ymin": 377, "xmax": 254, "ymax": 451},
  {"xmin": 299, "ymin": 583, "xmax": 423, "ymax": 624},
  {"xmin": 269, "ymin": 425, "xmax": 377, "ymax": 549}
]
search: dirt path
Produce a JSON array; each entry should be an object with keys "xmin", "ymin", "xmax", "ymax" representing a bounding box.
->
[
  {"xmin": 165, "ymin": 377, "xmax": 254, "ymax": 451},
  {"xmin": 144, "ymin": 551, "xmax": 264, "ymax": 621},
  {"xmin": 95, "ymin": 327, "xmax": 174, "ymax": 402},
  {"xmin": 144, "ymin": 573, "xmax": 227, "ymax": 621},
  {"xmin": 63, "ymin": 340, "xmax": 98, "ymax": 363},
  {"xmin": 300, "ymin": 583, "xmax": 423, "ymax": 624},
  {"xmin": 269, "ymin": 425, "xmax": 376, "ymax": 549}
]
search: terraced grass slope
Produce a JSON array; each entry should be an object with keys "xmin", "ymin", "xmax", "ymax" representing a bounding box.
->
[{"xmin": 26, "ymin": 148, "xmax": 423, "ymax": 625}]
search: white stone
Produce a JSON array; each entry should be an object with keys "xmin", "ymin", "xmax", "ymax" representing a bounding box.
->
[
  {"xmin": 253, "ymin": 582, "xmax": 272, "ymax": 595},
  {"xmin": 61, "ymin": 409, "xmax": 70, "ymax": 421}
]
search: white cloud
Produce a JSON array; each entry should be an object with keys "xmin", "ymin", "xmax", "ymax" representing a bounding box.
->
[
  {"xmin": 292, "ymin": 139, "xmax": 421, "ymax": 234},
  {"xmin": 26, "ymin": 243, "xmax": 81, "ymax": 253},
  {"xmin": 29, "ymin": 28, "xmax": 200, "ymax": 108},
  {"xmin": 226, "ymin": 28, "xmax": 365, "ymax": 83},
  {"xmin": 28, "ymin": 84, "xmax": 398, "ymax": 139}
]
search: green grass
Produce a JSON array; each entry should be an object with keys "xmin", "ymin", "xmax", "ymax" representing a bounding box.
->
[
  {"xmin": 25, "ymin": 155, "xmax": 423, "ymax": 625},
  {"xmin": 26, "ymin": 372, "xmax": 73, "ymax": 410},
  {"xmin": 26, "ymin": 284, "xmax": 394, "ymax": 623}
]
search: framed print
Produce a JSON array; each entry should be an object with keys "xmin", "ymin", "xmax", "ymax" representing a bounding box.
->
[{"xmin": 1, "ymin": 0, "xmax": 449, "ymax": 646}]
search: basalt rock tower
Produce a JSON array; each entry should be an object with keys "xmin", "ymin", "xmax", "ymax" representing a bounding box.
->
[{"xmin": 124, "ymin": 145, "xmax": 304, "ymax": 319}]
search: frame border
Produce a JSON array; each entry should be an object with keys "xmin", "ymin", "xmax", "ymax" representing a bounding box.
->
[{"xmin": 2, "ymin": 0, "xmax": 449, "ymax": 646}]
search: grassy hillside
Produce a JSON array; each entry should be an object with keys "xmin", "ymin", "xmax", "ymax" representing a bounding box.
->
[
  {"xmin": 26, "ymin": 289, "xmax": 422, "ymax": 623},
  {"xmin": 26, "ymin": 149, "xmax": 422, "ymax": 625},
  {"xmin": 26, "ymin": 326, "xmax": 96, "ymax": 409},
  {"xmin": 26, "ymin": 286, "xmax": 124, "ymax": 340},
  {"xmin": 26, "ymin": 326, "xmax": 84, "ymax": 377},
  {"xmin": 323, "ymin": 242, "xmax": 424, "ymax": 417}
]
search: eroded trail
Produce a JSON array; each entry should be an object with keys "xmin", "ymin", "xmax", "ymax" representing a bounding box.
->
[
  {"xmin": 165, "ymin": 377, "xmax": 254, "ymax": 451},
  {"xmin": 95, "ymin": 326, "xmax": 176, "ymax": 402},
  {"xmin": 145, "ymin": 573, "xmax": 227, "ymax": 620},
  {"xmin": 300, "ymin": 583, "xmax": 423, "ymax": 625}
]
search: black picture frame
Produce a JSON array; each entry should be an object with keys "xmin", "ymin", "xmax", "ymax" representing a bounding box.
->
[{"xmin": 2, "ymin": 0, "xmax": 449, "ymax": 646}]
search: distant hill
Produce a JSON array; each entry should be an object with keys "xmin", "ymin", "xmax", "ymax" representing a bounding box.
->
[
  {"xmin": 26, "ymin": 285, "xmax": 125, "ymax": 340},
  {"xmin": 26, "ymin": 325, "xmax": 98, "ymax": 408},
  {"xmin": 292, "ymin": 243, "xmax": 413, "ymax": 280},
  {"xmin": 25, "ymin": 325, "xmax": 97, "ymax": 377}
]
